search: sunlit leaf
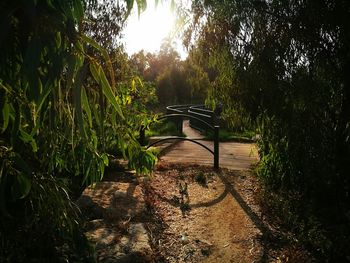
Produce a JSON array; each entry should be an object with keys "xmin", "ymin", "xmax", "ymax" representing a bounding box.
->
[
  {"xmin": 170, "ymin": 0, "xmax": 176, "ymax": 12},
  {"xmin": 82, "ymin": 34, "xmax": 115, "ymax": 87},
  {"xmin": 125, "ymin": 0, "xmax": 135, "ymax": 17},
  {"xmin": 101, "ymin": 153, "xmax": 109, "ymax": 166},
  {"xmin": 100, "ymin": 71, "xmax": 123, "ymax": 118},
  {"xmin": 136, "ymin": 0, "xmax": 147, "ymax": 17}
]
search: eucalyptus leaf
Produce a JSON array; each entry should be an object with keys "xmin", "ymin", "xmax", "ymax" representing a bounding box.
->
[
  {"xmin": 81, "ymin": 86, "xmax": 92, "ymax": 128},
  {"xmin": 2, "ymin": 100, "xmax": 10, "ymax": 133},
  {"xmin": 97, "ymin": 64, "xmax": 124, "ymax": 120},
  {"xmin": 73, "ymin": 65, "xmax": 88, "ymax": 139},
  {"xmin": 11, "ymin": 173, "xmax": 31, "ymax": 200}
]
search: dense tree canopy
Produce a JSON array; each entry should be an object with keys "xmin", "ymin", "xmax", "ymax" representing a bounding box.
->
[
  {"xmin": 185, "ymin": 0, "xmax": 350, "ymax": 260},
  {"xmin": 130, "ymin": 40, "xmax": 205, "ymax": 106},
  {"xmin": 0, "ymin": 0, "xmax": 155, "ymax": 261}
]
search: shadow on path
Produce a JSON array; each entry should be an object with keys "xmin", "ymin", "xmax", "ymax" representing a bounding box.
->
[{"xmin": 153, "ymin": 166, "xmax": 274, "ymax": 262}]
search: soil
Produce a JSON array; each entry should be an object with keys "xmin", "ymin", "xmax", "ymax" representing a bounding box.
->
[
  {"xmin": 144, "ymin": 163, "xmax": 264, "ymax": 263},
  {"xmin": 144, "ymin": 162, "xmax": 314, "ymax": 263},
  {"xmin": 79, "ymin": 162, "xmax": 313, "ymax": 262}
]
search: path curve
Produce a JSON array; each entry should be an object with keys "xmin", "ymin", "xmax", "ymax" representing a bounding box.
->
[{"xmin": 160, "ymin": 120, "xmax": 259, "ymax": 170}]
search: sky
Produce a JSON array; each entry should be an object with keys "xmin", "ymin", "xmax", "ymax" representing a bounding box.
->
[{"xmin": 122, "ymin": 0, "xmax": 188, "ymax": 59}]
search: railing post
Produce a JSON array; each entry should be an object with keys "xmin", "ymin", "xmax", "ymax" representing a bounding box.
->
[
  {"xmin": 178, "ymin": 115, "xmax": 183, "ymax": 134},
  {"xmin": 214, "ymin": 125, "xmax": 219, "ymax": 169}
]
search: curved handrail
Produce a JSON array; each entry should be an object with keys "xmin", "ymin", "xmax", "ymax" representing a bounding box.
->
[
  {"xmin": 187, "ymin": 109, "xmax": 212, "ymax": 119},
  {"xmin": 189, "ymin": 105, "xmax": 214, "ymax": 114}
]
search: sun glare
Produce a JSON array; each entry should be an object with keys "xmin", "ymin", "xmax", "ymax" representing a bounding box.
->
[{"xmin": 123, "ymin": 1, "xmax": 186, "ymax": 58}]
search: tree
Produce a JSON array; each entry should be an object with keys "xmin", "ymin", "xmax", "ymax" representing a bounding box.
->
[
  {"xmin": 186, "ymin": 0, "xmax": 350, "ymax": 260},
  {"xmin": 0, "ymin": 0, "xmax": 155, "ymax": 261},
  {"xmin": 84, "ymin": 0, "xmax": 126, "ymax": 51},
  {"xmin": 129, "ymin": 40, "xmax": 193, "ymax": 106}
]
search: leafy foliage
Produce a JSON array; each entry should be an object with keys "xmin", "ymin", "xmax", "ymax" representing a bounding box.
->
[
  {"xmin": 84, "ymin": 0, "xmax": 126, "ymax": 51},
  {"xmin": 130, "ymin": 40, "xmax": 206, "ymax": 106},
  {"xmin": 186, "ymin": 0, "xmax": 350, "ymax": 260},
  {"xmin": 0, "ymin": 0, "xmax": 155, "ymax": 261}
]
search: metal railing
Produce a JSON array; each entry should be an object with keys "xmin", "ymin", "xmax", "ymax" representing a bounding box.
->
[{"xmin": 140, "ymin": 104, "xmax": 220, "ymax": 169}]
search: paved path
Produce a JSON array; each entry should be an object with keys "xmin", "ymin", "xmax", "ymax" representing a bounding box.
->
[{"xmin": 160, "ymin": 120, "xmax": 259, "ymax": 170}]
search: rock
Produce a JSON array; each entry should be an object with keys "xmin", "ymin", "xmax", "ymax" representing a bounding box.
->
[
  {"xmin": 86, "ymin": 222, "xmax": 152, "ymax": 263},
  {"xmin": 120, "ymin": 223, "xmax": 152, "ymax": 261},
  {"xmin": 78, "ymin": 181, "xmax": 153, "ymax": 262}
]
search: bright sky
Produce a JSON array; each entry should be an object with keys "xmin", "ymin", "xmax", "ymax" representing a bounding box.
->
[{"xmin": 122, "ymin": 0, "xmax": 188, "ymax": 59}]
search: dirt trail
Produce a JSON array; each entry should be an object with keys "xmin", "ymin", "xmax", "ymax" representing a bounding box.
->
[{"xmin": 147, "ymin": 164, "xmax": 265, "ymax": 262}]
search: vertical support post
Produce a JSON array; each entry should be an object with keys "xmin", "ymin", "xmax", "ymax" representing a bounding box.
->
[
  {"xmin": 139, "ymin": 125, "xmax": 146, "ymax": 146},
  {"xmin": 178, "ymin": 116, "xmax": 183, "ymax": 135},
  {"xmin": 214, "ymin": 125, "xmax": 219, "ymax": 169}
]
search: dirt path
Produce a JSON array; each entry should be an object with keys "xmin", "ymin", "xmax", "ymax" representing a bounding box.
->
[
  {"xmin": 146, "ymin": 164, "xmax": 265, "ymax": 262},
  {"xmin": 160, "ymin": 121, "xmax": 259, "ymax": 170}
]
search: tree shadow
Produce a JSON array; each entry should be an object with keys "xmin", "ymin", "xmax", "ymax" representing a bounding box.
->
[
  {"xmin": 216, "ymin": 171, "xmax": 272, "ymax": 263},
  {"xmin": 153, "ymin": 168, "xmax": 274, "ymax": 262}
]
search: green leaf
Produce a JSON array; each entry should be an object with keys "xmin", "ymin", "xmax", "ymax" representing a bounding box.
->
[
  {"xmin": 11, "ymin": 173, "xmax": 31, "ymax": 200},
  {"xmin": 91, "ymin": 62, "xmax": 124, "ymax": 120},
  {"xmin": 81, "ymin": 34, "xmax": 101, "ymax": 50},
  {"xmin": 73, "ymin": 65, "xmax": 88, "ymax": 139},
  {"xmin": 136, "ymin": 0, "xmax": 147, "ymax": 17},
  {"xmin": 131, "ymin": 79, "xmax": 136, "ymax": 91},
  {"xmin": 55, "ymin": 32, "xmax": 61, "ymax": 48},
  {"xmin": 2, "ymin": 100, "xmax": 10, "ymax": 133},
  {"xmin": 82, "ymin": 35, "xmax": 110, "ymax": 66},
  {"xmin": 125, "ymin": 0, "xmax": 135, "ymax": 17},
  {"xmin": 36, "ymin": 82, "xmax": 53, "ymax": 114},
  {"xmin": 19, "ymin": 129, "xmax": 38, "ymax": 152},
  {"xmin": 82, "ymin": 35, "xmax": 114, "ymax": 86},
  {"xmin": 89, "ymin": 62, "xmax": 100, "ymax": 83},
  {"xmin": 73, "ymin": 0, "xmax": 84, "ymax": 22},
  {"xmin": 91, "ymin": 130, "xmax": 98, "ymax": 148},
  {"xmin": 91, "ymin": 103, "xmax": 100, "ymax": 126},
  {"xmin": 101, "ymin": 153, "xmax": 109, "ymax": 166},
  {"xmin": 99, "ymin": 68, "xmax": 124, "ymax": 119},
  {"xmin": 81, "ymin": 86, "xmax": 92, "ymax": 128}
]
